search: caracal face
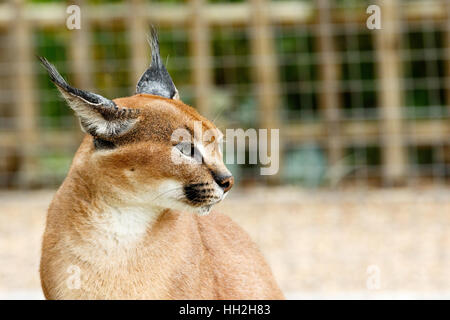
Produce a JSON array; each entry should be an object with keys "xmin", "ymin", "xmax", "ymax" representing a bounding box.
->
[{"xmin": 92, "ymin": 94, "xmax": 233, "ymax": 216}]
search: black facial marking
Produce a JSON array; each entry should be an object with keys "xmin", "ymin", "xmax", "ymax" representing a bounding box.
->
[
  {"xmin": 93, "ymin": 138, "xmax": 116, "ymax": 150},
  {"xmin": 183, "ymin": 183, "xmax": 215, "ymax": 206},
  {"xmin": 189, "ymin": 182, "xmax": 209, "ymax": 187}
]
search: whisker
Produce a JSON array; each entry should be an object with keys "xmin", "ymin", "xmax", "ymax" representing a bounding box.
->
[
  {"xmin": 211, "ymin": 104, "xmax": 228, "ymax": 125},
  {"xmin": 151, "ymin": 186, "xmax": 184, "ymax": 202}
]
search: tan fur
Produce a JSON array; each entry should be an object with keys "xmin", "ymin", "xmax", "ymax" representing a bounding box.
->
[{"xmin": 40, "ymin": 94, "xmax": 284, "ymax": 300}]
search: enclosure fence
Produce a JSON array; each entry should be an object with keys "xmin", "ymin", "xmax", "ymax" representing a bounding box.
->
[{"xmin": 0, "ymin": 0, "xmax": 449, "ymax": 188}]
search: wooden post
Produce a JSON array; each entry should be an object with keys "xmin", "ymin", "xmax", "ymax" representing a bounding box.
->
[
  {"xmin": 11, "ymin": 0, "xmax": 38, "ymax": 187},
  {"xmin": 128, "ymin": 0, "xmax": 148, "ymax": 89},
  {"xmin": 68, "ymin": 0, "xmax": 92, "ymax": 140},
  {"xmin": 443, "ymin": 0, "xmax": 450, "ymax": 178},
  {"xmin": 189, "ymin": 0, "xmax": 212, "ymax": 117},
  {"xmin": 375, "ymin": 0, "xmax": 406, "ymax": 185},
  {"xmin": 250, "ymin": 0, "xmax": 282, "ymax": 183},
  {"xmin": 444, "ymin": 0, "xmax": 450, "ymax": 109},
  {"xmin": 316, "ymin": 0, "xmax": 343, "ymax": 186}
]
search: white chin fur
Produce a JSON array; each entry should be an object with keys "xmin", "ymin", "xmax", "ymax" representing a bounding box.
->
[
  {"xmin": 170, "ymin": 201, "xmax": 214, "ymax": 216},
  {"xmin": 196, "ymin": 205, "xmax": 213, "ymax": 216}
]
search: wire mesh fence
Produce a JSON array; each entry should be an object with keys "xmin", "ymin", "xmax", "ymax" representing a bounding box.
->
[{"xmin": 0, "ymin": 0, "xmax": 449, "ymax": 188}]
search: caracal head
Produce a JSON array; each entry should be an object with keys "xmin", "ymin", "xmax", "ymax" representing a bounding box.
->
[{"xmin": 39, "ymin": 29, "xmax": 233, "ymax": 216}]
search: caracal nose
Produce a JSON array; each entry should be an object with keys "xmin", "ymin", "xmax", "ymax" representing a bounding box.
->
[{"xmin": 215, "ymin": 175, "xmax": 234, "ymax": 193}]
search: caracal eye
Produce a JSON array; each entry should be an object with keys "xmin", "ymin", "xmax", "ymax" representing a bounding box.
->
[
  {"xmin": 175, "ymin": 141, "xmax": 194, "ymax": 157},
  {"xmin": 175, "ymin": 142, "xmax": 202, "ymax": 162}
]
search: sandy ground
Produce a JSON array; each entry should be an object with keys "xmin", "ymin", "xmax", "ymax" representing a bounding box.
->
[{"xmin": 0, "ymin": 186, "xmax": 449, "ymax": 299}]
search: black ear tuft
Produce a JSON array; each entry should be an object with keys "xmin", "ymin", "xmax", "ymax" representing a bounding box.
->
[
  {"xmin": 38, "ymin": 56, "xmax": 140, "ymax": 139},
  {"xmin": 38, "ymin": 56, "xmax": 117, "ymax": 108},
  {"xmin": 135, "ymin": 27, "xmax": 179, "ymax": 99}
]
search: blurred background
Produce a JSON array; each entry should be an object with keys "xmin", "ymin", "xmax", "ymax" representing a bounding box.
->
[{"xmin": 0, "ymin": 0, "xmax": 449, "ymax": 299}]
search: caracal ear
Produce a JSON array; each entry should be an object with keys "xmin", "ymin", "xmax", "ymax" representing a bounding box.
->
[
  {"xmin": 38, "ymin": 56, "xmax": 140, "ymax": 139},
  {"xmin": 135, "ymin": 27, "xmax": 180, "ymax": 100}
]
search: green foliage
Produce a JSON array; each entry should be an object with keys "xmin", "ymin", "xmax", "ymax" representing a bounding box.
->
[
  {"xmin": 38, "ymin": 152, "xmax": 72, "ymax": 184},
  {"xmin": 30, "ymin": 0, "xmax": 60, "ymax": 3},
  {"xmin": 91, "ymin": 27, "xmax": 130, "ymax": 98},
  {"xmin": 276, "ymin": 27, "xmax": 318, "ymax": 121}
]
